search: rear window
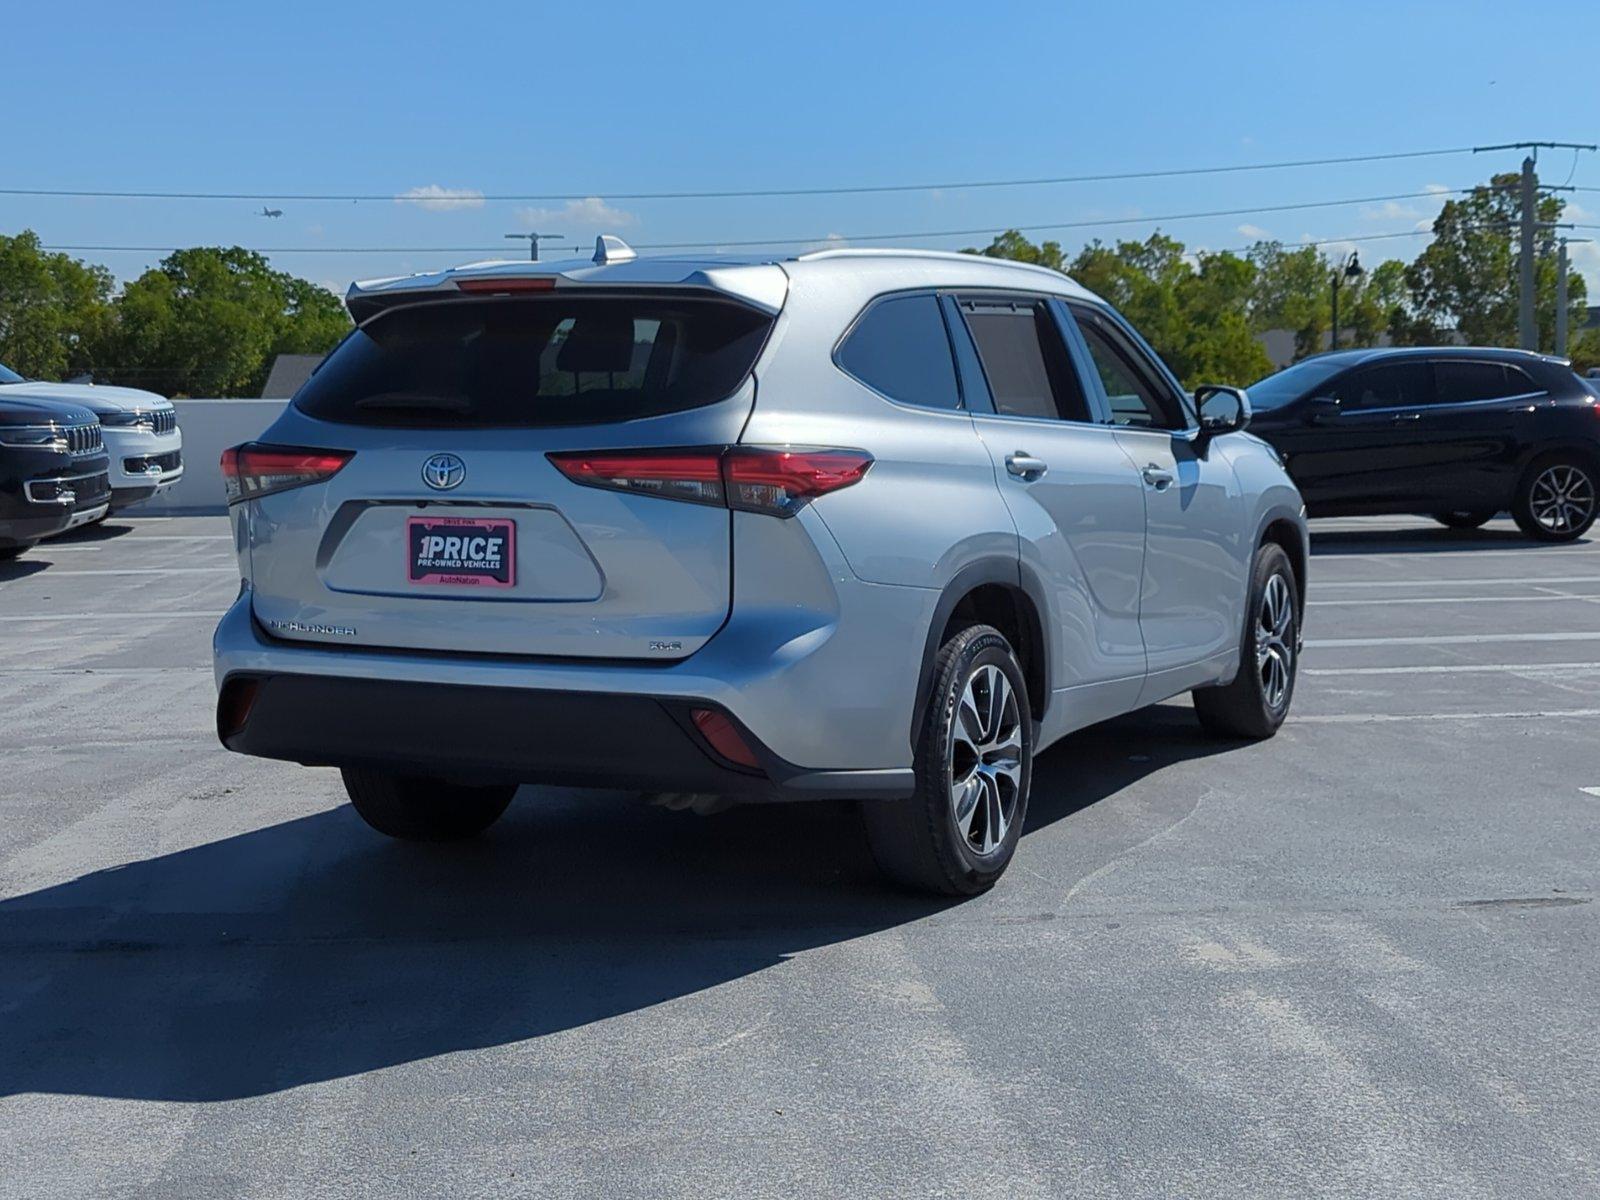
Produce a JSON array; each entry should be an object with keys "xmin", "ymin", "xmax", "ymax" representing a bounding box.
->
[{"xmin": 294, "ymin": 295, "xmax": 773, "ymax": 427}]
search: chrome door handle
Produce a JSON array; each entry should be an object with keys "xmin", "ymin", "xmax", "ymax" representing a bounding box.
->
[
  {"xmin": 1391, "ymin": 411, "xmax": 1422, "ymax": 422},
  {"xmin": 1005, "ymin": 452, "xmax": 1048, "ymax": 480},
  {"xmin": 1141, "ymin": 464, "xmax": 1174, "ymax": 490}
]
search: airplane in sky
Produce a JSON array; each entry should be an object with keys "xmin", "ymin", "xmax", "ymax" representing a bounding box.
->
[{"xmin": 259, "ymin": 206, "xmax": 282, "ymax": 218}]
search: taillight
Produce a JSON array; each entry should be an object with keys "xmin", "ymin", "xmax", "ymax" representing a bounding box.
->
[
  {"xmin": 546, "ymin": 446, "xmax": 871, "ymax": 517},
  {"xmin": 547, "ymin": 448, "xmax": 727, "ymax": 506},
  {"xmin": 723, "ymin": 448, "xmax": 873, "ymax": 516},
  {"xmin": 456, "ymin": 277, "xmax": 557, "ymax": 295},
  {"xmin": 221, "ymin": 443, "xmax": 353, "ymax": 504}
]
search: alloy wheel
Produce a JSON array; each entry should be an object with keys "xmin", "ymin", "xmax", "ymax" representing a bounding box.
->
[
  {"xmin": 1256, "ymin": 573, "xmax": 1295, "ymax": 712},
  {"xmin": 948, "ymin": 664, "xmax": 1023, "ymax": 856},
  {"xmin": 1529, "ymin": 464, "xmax": 1596, "ymax": 535}
]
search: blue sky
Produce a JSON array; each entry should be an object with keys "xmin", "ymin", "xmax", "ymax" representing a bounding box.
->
[{"xmin": 4, "ymin": 0, "xmax": 1597, "ymax": 293}]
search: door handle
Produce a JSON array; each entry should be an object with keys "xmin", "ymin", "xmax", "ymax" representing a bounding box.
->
[
  {"xmin": 1141, "ymin": 464, "xmax": 1174, "ymax": 490},
  {"xmin": 1391, "ymin": 411, "xmax": 1422, "ymax": 422},
  {"xmin": 1005, "ymin": 452, "xmax": 1048, "ymax": 480}
]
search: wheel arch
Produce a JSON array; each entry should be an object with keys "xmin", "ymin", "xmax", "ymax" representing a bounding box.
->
[{"xmin": 912, "ymin": 559, "xmax": 1051, "ymax": 745}]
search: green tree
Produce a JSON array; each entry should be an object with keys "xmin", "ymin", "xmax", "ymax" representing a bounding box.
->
[
  {"xmin": 0, "ymin": 231, "xmax": 116, "ymax": 380},
  {"xmin": 1402, "ymin": 173, "xmax": 1586, "ymax": 349},
  {"xmin": 106, "ymin": 246, "xmax": 349, "ymax": 396}
]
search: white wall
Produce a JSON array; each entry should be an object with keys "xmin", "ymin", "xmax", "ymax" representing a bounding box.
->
[{"xmin": 136, "ymin": 399, "xmax": 288, "ymax": 515}]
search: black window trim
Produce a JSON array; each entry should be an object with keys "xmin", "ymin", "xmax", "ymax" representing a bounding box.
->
[
  {"xmin": 830, "ymin": 287, "xmax": 969, "ymax": 416},
  {"xmin": 1426, "ymin": 357, "xmax": 1549, "ymax": 410},
  {"xmin": 944, "ymin": 288, "xmax": 1106, "ymax": 429}
]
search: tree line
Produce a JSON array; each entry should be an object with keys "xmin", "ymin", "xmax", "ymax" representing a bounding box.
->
[
  {"xmin": 968, "ymin": 172, "xmax": 1594, "ymax": 385},
  {"xmin": 0, "ymin": 172, "xmax": 1591, "ymax": 397}
]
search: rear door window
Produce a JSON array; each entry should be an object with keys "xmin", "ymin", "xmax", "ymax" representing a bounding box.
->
[
  {"xmin": 1434, "ymin": 360, "xmax": 1536, "ymax": 404},
  {"xmin": 1334, "ymin": 362, "xmax": 1434, "ymax": 410},
  {"xmin": 294, "ymin": 296, "xmax": 773, "ymax": 427},
  {"xmin": 955, "ymin": 298, "xmax": 1092, "ymax": 422},
  {"xmin": 835, "ymin": 293, "xmax": 960, "ymax": 409}
]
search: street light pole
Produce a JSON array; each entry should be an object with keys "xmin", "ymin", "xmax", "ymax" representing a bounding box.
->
[{"xmin": 1329, "ymin": 251, "xmax": 1364, "ymax": 352}]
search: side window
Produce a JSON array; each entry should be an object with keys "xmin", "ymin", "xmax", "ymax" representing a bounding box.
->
[
  {"xmin": 836, "ymin": 294, "xmax": 960, "ymax": 410},
  {"xmin": 1068, "ymin": 306, "xmax": 1187, "ymax": 430},
  {"xmin": 1435, "ymin": 361, "xmax": 1518, "ymax": 405},
  {"xmin": 1333, "ymin": 362, "xmax": 1433, "ymax": 410},
  {"xmin": 957, "ymin": 298, "xmax": 1092, "ymax": 422}
]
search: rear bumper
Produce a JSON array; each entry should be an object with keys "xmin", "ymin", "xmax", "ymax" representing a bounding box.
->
[{"xmin": 218, "ymin": 670, "xmax": 912, "ymax": 800}]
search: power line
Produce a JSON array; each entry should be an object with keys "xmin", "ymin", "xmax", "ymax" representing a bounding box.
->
[
  {"xmin": 0, "ymin": 146, "xmax": 1483, "ymax": 205},
  {"xmin": 37, "ymin": 188, "xmax": 1472, "ymax": 258}
]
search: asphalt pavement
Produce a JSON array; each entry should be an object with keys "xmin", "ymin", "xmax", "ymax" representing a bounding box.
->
[{"xmin": 1, "ymin": 514, "xmax": 1596, "ymax": 1199}]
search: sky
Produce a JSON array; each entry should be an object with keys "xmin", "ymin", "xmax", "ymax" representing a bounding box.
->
[{"xmin": 4, "ymin": 0, "xmax": 1598, "ymax": 296}]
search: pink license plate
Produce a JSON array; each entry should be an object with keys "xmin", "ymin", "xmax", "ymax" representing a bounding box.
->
[{"xmin": 407, "ymin": 516, "xmax": 516, "ymax": 589}]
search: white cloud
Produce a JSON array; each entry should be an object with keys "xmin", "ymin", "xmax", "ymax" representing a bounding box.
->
[
  {"xmin": 1236, "ymin": 223, "xmax": 1272, "ymax": 240},
  {"xmin": 802, "ymin": 232, "xmax": 849, "ymax": 252},
  {"xmin": 1568, "ymin": 240, "xmax": 1600, "ymax": 295},
  {"xmin": 1424, "ymin": 182, "xmax": 1452, "ymax": 195},
  {"xmin": 396, "ymin": 184, "xmax": 486, "ymax": 212},
  {"xmin": 1361, "ymin": 200, "xmax": 1425, "ymax": 222},
  {"xmin": 514, "ymin": 196, "xmax": 637, "ymax": 230}
]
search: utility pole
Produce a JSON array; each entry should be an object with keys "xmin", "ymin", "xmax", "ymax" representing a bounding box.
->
[
  {"xmin": 503, "ymin": 231, "xmax": 566, "ymax": 262},
  {"xmin": 1519, "ymin": 157, "xmax": 1538, "ymax": 350},
  {"xmin": 1474, "ymin": 141, "xmax": 1597, "ymax": 351},
  {"xmin": 1555, "ymin": 238, "xmax": 1592, "ymax": 357}
]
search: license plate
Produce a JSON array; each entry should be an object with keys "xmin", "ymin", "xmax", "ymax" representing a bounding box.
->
[{"xmin": 407, "ymin": 516, "xmax": 516, "ymax": 589}]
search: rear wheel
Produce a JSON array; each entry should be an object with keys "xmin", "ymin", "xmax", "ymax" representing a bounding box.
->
[
  {"xmin": 1193, "ymin": 543, "xmax": 1298, "ymax": 740},
  {"xmin": 861, "ymin": 623, "xmax": 1032, "ymax": 896},
  {"xmin": 341, "ymin": 768, "xmax": 516, "ymax": 841},
  {"xmin": 1431, "ymin": 509, "xmax": 1496, "ymax": 530},
  {"xmin": 1512, "ymin": 454, "xmax": 1597, "ymax": 542}
]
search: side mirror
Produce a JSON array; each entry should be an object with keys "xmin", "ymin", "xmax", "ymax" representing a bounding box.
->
[
  {"xmin": 1305, "ymin": 395, "xmax": 1342, "ymax": 425},
  {"xmin": 1194, "ymin": 384, "xmax": 1251, "ymax": 434}
]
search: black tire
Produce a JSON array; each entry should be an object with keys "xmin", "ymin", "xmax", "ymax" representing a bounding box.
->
[
  {"xmin": 1192, "ymin": 543, "xmax": 1299, "ymax": 740},
  {"xmin": 0, "ymin": 544, "xmax": 28, "ymax": 561},
  {"xmin": 1431, "ymin": 510, "xmax": 1496, "ymax": 530},
  {"xmin": 1511, "ymin": 452, "xmax": 1598, "ymax": 543},
  {"xmin": 861, "ymin": 623, "xmax": 1033, "ymax": 896},
  {"xmin": 340, "ymin": 768, "xmax": 515, "ymax": 841}
]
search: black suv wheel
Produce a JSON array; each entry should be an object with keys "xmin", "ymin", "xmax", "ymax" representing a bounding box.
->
[{"xmin": 1513, "ymin": 453, "xmax": 1597, "ymax": 542}]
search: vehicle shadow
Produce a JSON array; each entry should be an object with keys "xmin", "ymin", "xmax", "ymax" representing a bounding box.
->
[
  {"xmin": 1310, "ymin": 524, "xmax": 1589, "ymax": 556},
  {"xmin": 0, "ymin": 705, "xmax": 1237, "ymax": 1102},
  {"xmin": 48, "ymin": 519, "xmax": 137, "ymax": 545},
  {"xmin": 0, "ymin": 557, "xmax": 50, "ymax": 581}
]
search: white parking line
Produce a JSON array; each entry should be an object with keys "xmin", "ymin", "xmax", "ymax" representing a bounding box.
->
[
  {"xmin": 1311, "ymin": 576, "xmax": 1600, "ymax": 588},
  {"xmin": 0, "ymin": 611, "xmax": 222, "ymax": 621},
  {"xmin": 3, "ymin": 567, "xmax": 238, "ymax": 577},
  {"xmin": 1295, "ymin": 709, "xmax": 1600, "ymax": 724},
  {"xmin": 1306, "ymin": 662, "xmax": 1600, "ymax": 676},
  {"xmin": 1313, "ymin": 546, "xmax": 1600, "ymax": 560},
  {"xmin": 1307, "ymin": 632, "xmax": 1600, "ymax": 648},
  {"xmin": 1308, "ymin": 594, "xmax": 1600, "ymax": 606}
]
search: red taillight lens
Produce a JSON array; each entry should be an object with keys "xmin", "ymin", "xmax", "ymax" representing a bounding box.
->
[
  {"xmin": 547, "ymin": 448, "xmax": 727, "ymax": 506},
  {"xmin": 546, "ymin": 446, "xmax": 871, "ymax": 517},
  {"xmin": 723, "ymin": 447, "xmax": 873, "ymax": 516},
  {"xmin": 221, "ymin": 443, "xmax": 353, "ymax": 504},
  {"xmin": 691, "ymin": 708, "xmax": 763, "ymax": 771}
]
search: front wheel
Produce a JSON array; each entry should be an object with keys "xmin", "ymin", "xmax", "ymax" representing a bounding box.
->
[
  {"xmin": 1512, "ymin": 454, "xmax": 1597, "ymax": 542},
  {"xmin": 861, "ymin": 623, "xmax": 1033, "ymax": 896},
  {"xmin": 341, "ymin": 768, "xmax": 516, "ymax": 841},
  {"xmin": 1431, "ymin": 509, "xmax": 1496, "ymax": 530},
  {"xmin": 1193, "ymin": 543, "xmax": 1299, "ymax": 740}
]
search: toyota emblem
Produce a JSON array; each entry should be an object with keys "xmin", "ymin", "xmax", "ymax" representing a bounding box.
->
[{"xmin": 422, "ymin": 453, "xmax": 466, "ymax": 492}]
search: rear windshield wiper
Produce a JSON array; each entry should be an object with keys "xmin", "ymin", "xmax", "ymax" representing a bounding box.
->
[{"xmin": 353, "ymin": 392, "xmax": 473, "ymax": 412}]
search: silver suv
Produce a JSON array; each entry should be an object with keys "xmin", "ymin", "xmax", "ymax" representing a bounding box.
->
[{"xmin": 214, "ymin": 239, "xmax": 1306, "ymax": 894}]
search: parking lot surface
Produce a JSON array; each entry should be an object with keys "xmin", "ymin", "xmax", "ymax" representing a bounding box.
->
[{"xmin": 1, "ymin": 514, "xmax": 1597, "ymax": 1198}]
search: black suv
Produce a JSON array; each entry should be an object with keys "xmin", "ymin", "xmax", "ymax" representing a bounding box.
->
[
  {"xmin": 0, "ymin": 397, "xmax": 111, "ymax": 559},
  {"xmin": 1247, "ymin": 347, "xmax": 1600, "ymax": 541}
]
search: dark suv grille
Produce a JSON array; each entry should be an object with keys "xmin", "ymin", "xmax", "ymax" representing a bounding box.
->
[
  {"xmin": 150, "ymin": 409, "xmax": 177, "ymax": 436},
  {"xmin": 67, "ymin": 423, "xmax": 103, "ymax": 456}
]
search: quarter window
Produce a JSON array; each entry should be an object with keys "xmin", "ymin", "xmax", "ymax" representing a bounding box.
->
[
  {"xmin": 957, "ymin": 299, "xmax": 1092, "ymax": 422},
  {"xmin": 836, "ymin": 294, "xmax": 961, "ymax": 410}
]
